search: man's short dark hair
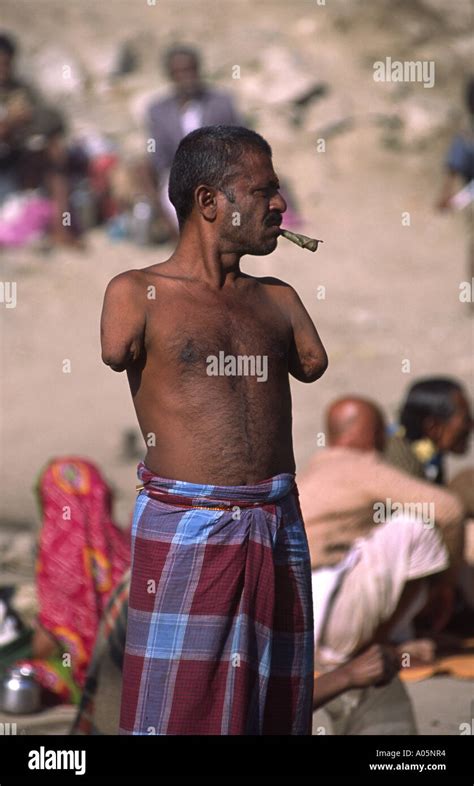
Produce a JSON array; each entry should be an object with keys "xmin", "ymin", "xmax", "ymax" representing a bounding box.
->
[
  {"xmin": 400, "ymin": 377, "xmax": 464, "ymax": 441},
  {"xmin": 168, "ymin": 125, "xmax": 272, "ymax": 228},
  {"xmin": 0, "ymin": 33, "xmax": 16, "ymax": 58},
  {"xmin": 163, "ymin": 45, "xmax": 200, "ymax": 74}
]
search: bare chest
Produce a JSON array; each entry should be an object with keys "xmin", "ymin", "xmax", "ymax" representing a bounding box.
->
[{"xmin": 145, "ymin": 293, "xmax": 290, "ymax": 380}]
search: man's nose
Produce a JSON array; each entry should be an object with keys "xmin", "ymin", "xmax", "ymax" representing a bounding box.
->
[{"xmin": 271, "ymin": 191, "xmax": 287, "ymax": 214}]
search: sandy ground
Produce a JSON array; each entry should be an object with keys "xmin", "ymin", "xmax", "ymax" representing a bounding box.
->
[{"xmin": 1, "ymin": 0, "xmax": 473, "ymax": 735}]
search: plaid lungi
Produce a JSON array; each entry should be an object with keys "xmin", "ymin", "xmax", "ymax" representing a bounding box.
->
[{"xmin": 119, "ymin": 463, "xmax": 314, "ymax": 735}]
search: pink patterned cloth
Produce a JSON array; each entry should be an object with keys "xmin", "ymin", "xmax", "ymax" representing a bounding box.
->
[{"xmin": 22, "ymin": 458, "xmax": 130, "ymax": 699}]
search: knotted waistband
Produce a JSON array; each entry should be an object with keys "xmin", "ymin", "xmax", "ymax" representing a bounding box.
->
[{"xmin": 136, "ymin": 462, "xmax": 295, "ymax": 509}]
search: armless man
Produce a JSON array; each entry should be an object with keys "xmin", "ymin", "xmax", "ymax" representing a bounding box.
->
[{"xmin": 101, "ymin": 126, "xmax": 328, "ymax": 735}]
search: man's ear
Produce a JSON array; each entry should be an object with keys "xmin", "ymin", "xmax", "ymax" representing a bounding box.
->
[{"xmin": 195, "ymin": 184, "xmax": 218, "ymax": 221}]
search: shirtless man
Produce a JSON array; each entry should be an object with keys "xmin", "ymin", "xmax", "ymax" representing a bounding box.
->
[{"xmin": 101, "ymin": 125, "xmax": 327, "ymax": 735}]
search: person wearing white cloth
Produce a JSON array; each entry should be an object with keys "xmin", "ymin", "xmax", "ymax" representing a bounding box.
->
[{"xmin": 299, "ymin": 396, "xmax": 465, "ymax": 734}]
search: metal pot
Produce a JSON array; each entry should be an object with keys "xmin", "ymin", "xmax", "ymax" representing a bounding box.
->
[{"xmin": 0, "ymin": 665, "xmax": 41, "ymax": 714}]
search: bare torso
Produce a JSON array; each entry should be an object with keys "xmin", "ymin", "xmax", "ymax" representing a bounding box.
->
[
  {"xmin": 101, "ymin": 147, "xmax": 329, "ymax": 484},
  {"xmin": 127, "ymin": 263, "xmax": 294, "ymax": 484}
]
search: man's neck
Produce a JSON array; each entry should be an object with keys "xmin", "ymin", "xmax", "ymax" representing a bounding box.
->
[{"xmin": 171, "ymin": 229, "xmax": 243, "ymax": 289}]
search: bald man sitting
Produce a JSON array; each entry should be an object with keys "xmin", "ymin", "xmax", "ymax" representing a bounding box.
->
[{"xmin": 298, "ymin": 396, "xmax": 465, "ymax": 735}]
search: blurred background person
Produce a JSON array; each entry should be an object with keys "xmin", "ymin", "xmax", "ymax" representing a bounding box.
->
[
  {"xmin": 0, "ymin": 31, "xmax": 39, "ymax": 203},
  {"xmin": 437, "ymin": 76, "xmax": 474, "ymax": 210},
  {"xmin": 436, "ymin": 76, "xmax": 474, "ymax": 304},
  {"xmin": 298, "ymin": 396, "xmax": 465, "ymax": 734},
  {"xmin": 387, "ymin": 378, "xmax": 473, "ymax": 638},
  {"xmin": 386, "ymin": 377, "xmax": 472, "ymax": 485},
  {"xmin": 0, "ymin": 31, "xmax": 90, "ymax": 248},
  {"xmin": 3, "ymin": 458, "xmax": 130, "ymax": 707},
  {"xmin": 135, "ymin": 44, "xmax": 242, "ymax": 242}
]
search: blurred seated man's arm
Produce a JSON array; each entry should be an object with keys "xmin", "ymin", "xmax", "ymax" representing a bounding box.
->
[
  {"xmin": 448, "ymin": 469, "xmax": 474, "ymax": 518},
  {"xmin": 313, "ymin": 644, "xmax": 399, "ymax": 710},
  {"xmin": 101, "ymin": 272, "xmax": 146, "ymax": 372},
  {"xmin": 368, "ymin": 454, "xmax": 466, "ymax": 570}
]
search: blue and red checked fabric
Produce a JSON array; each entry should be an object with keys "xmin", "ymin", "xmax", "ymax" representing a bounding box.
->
[{"xmin": 119, "ymin": 463, "xmax": 314, "ymax": 735}]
